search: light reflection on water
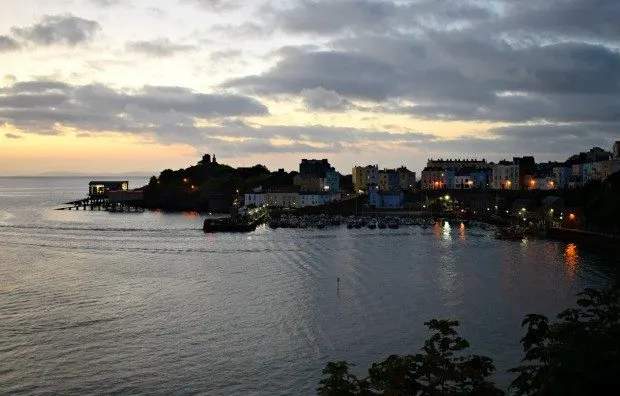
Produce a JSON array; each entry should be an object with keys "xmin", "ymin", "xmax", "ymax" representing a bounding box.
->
[
  {"xmin": 0, "ymin": 177, "xmax": 618, "ymax": 395},
  {"xmin": 564, "ymin": 243, "xmax": 579, "ymax": 277}
]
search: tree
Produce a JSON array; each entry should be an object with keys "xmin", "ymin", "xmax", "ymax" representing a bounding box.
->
[
  {"xmin": 317, "ymin": 361, "xmax": 361, "ymax": 396},
  {"xmin": 510, "ymin": 284, "xmax": 620, "ymax": 396},
  {"xmin": 318, "ymin": 320, "xmax": 503, "ymax": 395}
]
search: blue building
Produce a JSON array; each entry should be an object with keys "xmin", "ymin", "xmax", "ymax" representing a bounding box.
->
[
  {"xmin": 553, "ymin": 166, "xmax": 572, "ymax": 189},
  {"xmin": 388, "ymin": 171, "xmax": 400, "ymax": 190},
  {"xmin": 324, "ymin": 168, "xmax": 340, "ymax": 192},
  {"xmin": 442, "ymin": 169, "xmax": 455, "ymax": 190},
  {"xmin": 470, "ymin": 169, "xmax": 491, "ymax": 189},
  {"xmin": 369, "ymin": 191, "xmax": 404, "ymax": 208}
]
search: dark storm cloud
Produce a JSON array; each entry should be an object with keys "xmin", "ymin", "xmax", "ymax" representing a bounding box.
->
[
  {"xmin": 222, "ymin": 50, "xmax": 398, "ymax": 101},
  {"xmin": 126, "ymin": 38, "xmax": 197, "ymax": 57},
  {"xmin": 0, "ymin": 79, "xmax": 269, "ymax": 139},
  {"xmin": 300, "ymin": 87, "xmax": 354, "ymax": 111},
  {"xmin": 11, "ymin": 14, "xmax": 101, "ymax": 46},
  {"xmin": 501, "ymin": 0, "xmax": 620, "ymax": 42},
  {"xmin": 0, "ymin": 78, "xmax": 438, "ymax": 154},
  {"xmin": 4, "ymin": 133, "xmax": 22, "ymax": 139},
  {"xmin": 0, "ymin": 35, "xmax": 20, "ymax": 52},
  {"xmin": 222, "ymin": 0, "xmax": 620, "ymax": 156},
  {"xmin": 423, "ymin": 122, "xmax": 620, "ymax": 161},
  {"xmin": 270, "ymin": 0, "xmax": 495, "ymax": 35}
]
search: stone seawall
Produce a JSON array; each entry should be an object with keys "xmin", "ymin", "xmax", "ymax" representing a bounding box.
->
[{"xmin": 546, "ymin": 227, "xmax": 620, "ymax": 249}]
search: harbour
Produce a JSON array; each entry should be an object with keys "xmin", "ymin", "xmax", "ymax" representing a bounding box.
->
[{"xmin": 1, "ymin": 176, "xmax": 619, "ymax": 395}]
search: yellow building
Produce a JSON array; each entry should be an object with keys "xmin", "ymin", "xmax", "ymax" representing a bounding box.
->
[{"xmin": 352, "ymin": 166, "xmax": 367, "ymax": 193}]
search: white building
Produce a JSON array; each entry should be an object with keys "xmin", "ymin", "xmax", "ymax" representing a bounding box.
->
[
  {"xmin": 266, "ymin": 191, "xmax": 299, "ymax": 208},
  {"xmin": 536, "ymin": 176, "xmax": 556, "ymax": 190},
  {"xmin": 244, "ymin": 187, "xmax": 266, "ymax": 207},
  {"xmin": 491, "ymin": 162, "xmax": 519, "ymax": 190}
]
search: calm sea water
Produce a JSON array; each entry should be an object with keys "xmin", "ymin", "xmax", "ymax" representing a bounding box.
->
[{"xmin": 1, "ymin": 177, "xmax": 618, "ymax": 395}]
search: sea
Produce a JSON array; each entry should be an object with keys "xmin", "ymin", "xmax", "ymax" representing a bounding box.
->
[{"xmin": 1, "ymin": 177, "xmax": 618, "ymax": 395}]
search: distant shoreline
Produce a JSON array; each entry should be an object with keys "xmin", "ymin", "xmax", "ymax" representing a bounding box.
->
[{"xmin": 0, "ymin": 174, "xmax": 153, "ymax": 178}]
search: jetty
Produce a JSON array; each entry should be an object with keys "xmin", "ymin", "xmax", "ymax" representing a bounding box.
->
[
  {"xmin": 57, "ymin": 181, "xmax": 145, "ymax": 212},
  {"xmin": 203, "ymin": 205, "xmax": 268, "ymax": 232}
]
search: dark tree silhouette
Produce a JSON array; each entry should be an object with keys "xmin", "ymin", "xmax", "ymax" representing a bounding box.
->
[
  {"xmin": 318, "ymin": 320, "xmax": 503, "ymax": 395},
  {"xmin": 510, "ymin": 284, "xmax": 620, "ymax": 396}
]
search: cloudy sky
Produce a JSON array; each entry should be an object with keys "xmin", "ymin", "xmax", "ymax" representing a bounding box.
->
[{"xmin": 1, "ymin": 0, "xmax": 618, "ymax": 175}]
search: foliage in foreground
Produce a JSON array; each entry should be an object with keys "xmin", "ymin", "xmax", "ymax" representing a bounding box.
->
[
  {"xmin": 318, "ymin": 319, "xmax": 503, "ymax": 396},
  {"xmin": 318, "ymin": 284, "xmax": 620, "ymax": 396},
  {"xmin": 509, "ymin": 285, "xmax": 620, "ymax": 396}
]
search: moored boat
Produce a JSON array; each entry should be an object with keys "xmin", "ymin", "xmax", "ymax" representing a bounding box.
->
[
  {"xmin": 203, "ymin": 218, "xmax": 257, "ymax": 233},
  {"xmin": 387, "ymin": 220, "xmax": 399, "ymax": 229},
  {"xmin": 495, "ymin": 227, "xmax": 526, "ymax": 240}
]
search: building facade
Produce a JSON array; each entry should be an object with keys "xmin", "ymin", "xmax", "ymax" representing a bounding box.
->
[
  {"xmin": 266, "ymin": 191, "xmax": 300, "ymax": 208},
  {"xmin": 352, "ymin": 166, "xmax": 366, "ymax": 192},
  {"xmin": 369, "ymin": 191, "xmax": 404, "ymax": 208},
  {"xmin": 426, "ymin": 158, "xmax": 488, "ymax": 170},
  {"xmin": 442, "ymin": 169, "xmax": 456, "ymax": 190},
  {"xmin": 324, "ymin": 168, "xmax": 340, "ymax": 192},
  {"xmin": 421, "ymin": 167, "xmax": 445, "ymax": 189},
  {"xmin": 470, "ymin": 169, "xmax": 490, "ymax": 189},
  {"xmin": 553, "ymin": 166, "xmax": 572, "ymax": 189},
  {"xmin": 378, "ymin": 169, "xmax": 400, "ymax": 191},
  {"xmin": 299, "ymin": 192, "xmax": 331, "ymax": 207},
  {"xmin": 293, "ymin": 174, "xmax": 322, "ymax": 191},
  {"xmin": 600, "ymin": 159, "xmax": 620, "ymax": 180},
  {"xmin": 244, "ymin": 188, "xmax": 267, "ymax": 206},
  {"xmin": 299, "ymin": 159, "xmax": 331, "ymax": 177},
  {"xmin": 454, "ymin": 175, "xmax": 474, "ymax": 189},
  {"xmin": 491, "ymin": 162, "xmax": 519, "ymax": 190},
  {"xmin": 397, "ymin": 166, "xmax": 416, "ymax": 190},
  {"xmin": 365, "ymin": 165, "xmax": 379, "ymax": 187}
]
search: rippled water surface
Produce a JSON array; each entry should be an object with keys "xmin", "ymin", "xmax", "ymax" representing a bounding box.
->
[{"xmin": 1, "ymin": 177, "xmax": 618, "ymax": 395}]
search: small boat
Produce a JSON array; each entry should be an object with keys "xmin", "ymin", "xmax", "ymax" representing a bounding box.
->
[
  {"xmin": 387, "ymin": 220, "xmax": 399, "ymax": 229},
  {"xmin": 495, "ymin": 227, "xmax": 525, "ymax": 240},
  {"xmin": 203, "ymin": 218, "xmax": 256, "ymax": 233}
]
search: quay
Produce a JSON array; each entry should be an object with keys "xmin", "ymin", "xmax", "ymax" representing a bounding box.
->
[
  {"xmin": 57, "ymin": 181, "xmax": 145, "ymax": 212},
  {"xmin": 546, "ymin": 227, "xmax": 620, "ymax": 250},
  {"xmin": 203, "ymin": 205, "xmax": 268, "ymax": 232}
]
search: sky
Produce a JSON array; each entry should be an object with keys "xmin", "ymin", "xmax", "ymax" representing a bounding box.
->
[{"xmin": 0, "ymin": 0, "xmax": 619, "ymax": 176}]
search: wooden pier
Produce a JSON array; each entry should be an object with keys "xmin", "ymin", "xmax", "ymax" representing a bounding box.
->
[
  {"xmin": 57, "ymin": 196, "xmax": 145, "ymax": 212},
  {"xmin": 58, "ymin": 181, "xmax": 145, "ymax": 212}
]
